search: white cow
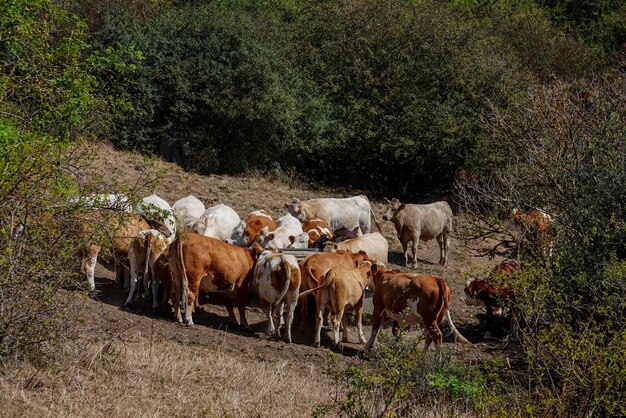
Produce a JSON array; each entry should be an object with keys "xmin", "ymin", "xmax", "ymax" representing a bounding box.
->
[
  {"xmin": 323, "ymin": 232, "xmax": 388, "ymax": 266},
  {"xmin": 286, "ymin": 232, "xmax": 310, "ymax": 249},
  {"xmin": 382, "ymin": 198, "xmax": 453, "ymax": 267},
  {"xmin": 188, "ymin": 203, "xmax": 241, "ymax": 240},
  {"xmin": 172, "ymin": 195, "xmax": 205, "ymax": 231},
  {"xmin": 287, "ymin": 195, "xmax": 381, "ymax": 234},
  {"xmin": 253, "ymin": 250, "xmax": 301, "ymax": 343},
  {"xmin": 71, "ymin": 193, "xmax": 132, "ymax": 212},
  {"xmin": 125, "ymin": 229, "xmax": 168, "ymax": 309},
  {"xmin": 255, "ymin": 213, "xmax": 303, "ymax": 249},
  {"xmin": 136, "ymin": 194, "xmax": 176, "ymax": 242}
]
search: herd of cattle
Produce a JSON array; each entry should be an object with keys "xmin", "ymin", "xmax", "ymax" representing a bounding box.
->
[{"xmin": 77, "ymin": 193, "xmax": 552, "ymax": 351}]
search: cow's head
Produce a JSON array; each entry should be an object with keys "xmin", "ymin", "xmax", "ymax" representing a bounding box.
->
[
  {"xmin": 382, "ymin": 198, "xmax": 405, "ymax": 221},
  {"xmin": 229, "ymin": 220, "xmax": 247, "ymax": 246},
  {"xmin": 249, "ymin": 242, "xmax": 265, "ymax": 260},
  {"xmin": 463, "ymin": 279, "xmax": 485, "ymax": 307},
  {"xmin": 334, "ymin": 226, "xmax": 361, "ymax": 242},
  {"xmin": 323, "ymin": 241, "xmax": 339, "ymax": 253},
  {"xmin": 287, "ymin": 232, "xmax": 309, "ymax": 249},
  {"xmin": 357, "ymin": 260, "xmax": 375, "ymax": 290},
  {"xmin": 254, "ymin": 226, "xmax": 279, "ymax": 249},
  {"xmin": 286, "ymin": 199, "xmax": 305, "ymax": 222}
]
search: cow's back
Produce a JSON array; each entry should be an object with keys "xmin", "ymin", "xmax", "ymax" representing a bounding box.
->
[
  {"xmin": 299, "ymin": 251, "xmax": 363, "ymax": 290},
  {"xmin": 403, "ymin": 201, "xmax": 452, "ymax": 240},
  {"xmin": 335, "ymin": 232, "xmax": 388, "ymax": 265},
  {"xmin": 303, "ymin": 196, "xmax": 370, "ymax": 232}
]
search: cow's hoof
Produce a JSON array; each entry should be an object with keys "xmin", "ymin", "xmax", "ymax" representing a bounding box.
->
[
  {"xmin": 88, "ymin": 290, "xmax": 100, "ymax": 301},
  {"xmin": 284, "ymin": 337, "xmax": 292, "ymax": 344},
  {"xmin": 333, "ymin": 342, "xmax": 344, "ymax": 352},
  {"xmin": 312, "ymin": 342, "xmax": 320, "ymax": 348},
  {"xmin": 240, "ymin": 325, "xmax": 251, "ymax": 332}
]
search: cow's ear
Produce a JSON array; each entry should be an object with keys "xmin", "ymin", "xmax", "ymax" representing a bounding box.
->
[
  {"xmin": 268, "ymin": 233, "xmax": 275, "ymax": 240},
  {"xmin": 288, "ymin": 235, "xmax": 295, "ymax": 244},
  {"xmin": 284, "ymin": 203, "xmax": 290, "ymax": 209},
  {"xmin": 384, "ymin": 197, "xmax": 390, "ymax": 204},
  {"xmin": 259, "ymin": 226, "xmax": 269, "ymax": 235},
  {"xmin": 399, "ymin": 203, "xmax": 406, "ymax": 210}
]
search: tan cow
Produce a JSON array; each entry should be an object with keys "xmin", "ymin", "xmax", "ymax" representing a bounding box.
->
[
  {"xmin": 298, "ymin": 250, "xmax": 371, "ymax": 326},
  {"xmin": 125, "ymin": 229, "xmax": 168, "ymax": 309},
  {"xmin": 365, "ymin": 265, "xmax": 469, "ymax": 353},
  {"xmin": 79, "ymin": 213, "xmax": 151, "ymax": 294},
  {"xmin": 323, "ymin": 232, "xmax": 388, "ymax": 265},
  {"xmin": 230, "ymin": 210, "xmax": 277, "ymax": 247},
  {"xmin": 299, "ymin": 263, "xmax": 373, "ymax": 349},
  {"xmin": 253, "ymin": 249, "xmax": 301, "ymax": 343},
  {"xmin": 168, "ymin": 232, "xmax": 258, "ymax": 328},
  {"xmin": 510, "ymin": 209, "xmax": 553, "ymax": 258},
  {"xmin": 382, "ymin": 198, "xmax": 453, "ymax": 267},
  {"xmin": 287, "ymin": 195, "xmax": 382, "ymax": 235}
]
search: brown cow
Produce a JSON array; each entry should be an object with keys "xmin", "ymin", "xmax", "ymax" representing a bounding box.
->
[
  {"xmin": 464, "ymin": 259, "xmax": 519, "ymax": 335},
  {"xmin": 302, "ymin": 218, "xmax": 333, "ymax": 247},
  {"xmin": 298, "ymin": 250, "xmax": 371, "ymax": 326},
  {"xmin": 152, "ymin": 251, "xmax": 172, "ymax": 312},
  {"xmin": 299, "ymin": 262, "xmax": 373, "ymax": 349},
  {"xmin": 510, "ymin": 209, "xmax": 553, "ymax": 258},
  {"xmin": 168, "ymin": 232, "xmax": 259, "ymax": 328},
  {"xmin": 366, "ymin": 265, "xmax": 469, "ymax": 353},
  {"xmin": 230, "ymin": 210, "xmax": 277, "ymax": 247}
]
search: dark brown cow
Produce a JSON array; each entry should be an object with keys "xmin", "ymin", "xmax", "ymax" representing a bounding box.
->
[
  {"xmin": 366, "ymin": 265, "xmax": 469, "ymax": 352},
  {"xmin": 168, "ymin": 232, "xmax": 259, "ymax": 328},
  {"xmin": 464, "ymin": 259, "xmax": 519, "ymax": 334}
]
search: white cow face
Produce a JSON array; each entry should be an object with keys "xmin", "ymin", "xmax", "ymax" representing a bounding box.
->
[
  {"xmin": 254, "ymin": 227, "xmax": 276, "ymax": 249},
  {"xmin": 230, "ymin": 221, "xmax": 247, "ymax": 246},
  {"xmin": 287, "ymin": 232, "xmax": 309, "ymax": 249}
]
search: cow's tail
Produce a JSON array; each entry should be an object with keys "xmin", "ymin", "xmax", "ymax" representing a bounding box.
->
[
  {"xmin": 298, "ymin": 270, "xmax": 334, "ymax": 299},
  {"xmin": 274, "ymin": 260, "xmax": 292, "ymax": 310},
  {"xmin": 177, "ymin": 236, "xmax": 190, "ymax": 317},
  {"xmin": 437, "ymin": 277, "xmax": 471, "ymax": 344},
  {"xmin": 370, "ymin": 207, "xmax": 384, "ymax": 233},
  {"xmin": 143, "ymin": 234, "xmax": 152, "ymax": 284}
]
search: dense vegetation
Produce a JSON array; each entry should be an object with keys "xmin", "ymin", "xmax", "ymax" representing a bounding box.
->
[{"xmin": 1, "ymin": 0, "xmax": 624, "ymax": 415}]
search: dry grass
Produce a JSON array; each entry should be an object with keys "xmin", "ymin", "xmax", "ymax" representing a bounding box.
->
[{"xmin": 0, "ymin": 330, "xmax": 331, "ymax": 418}]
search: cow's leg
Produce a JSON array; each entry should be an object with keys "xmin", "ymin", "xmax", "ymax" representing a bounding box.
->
[
  {"xmin": 402, "ymin": 241, "xmax": 410, "ymax": 267},
  {"xmin": 264, "ymin": 301, "xmax": 275, "ymax": 337},
  {"xmin": 125, "ymin": 250, "xmax": 139, "ymax": 307},
  {"xmin": 340, "ymin": 314, "xmax": 350, "ymax": 344},
  {"xmin": 392, "ymin": 320, "xmax": 400, "ymax": 336},
  {"xmin": 223, "ymin": 297, "xmax": 239, "ymax": 327},
  {"xmin": 284, "ymin": 297, "xmax": 296, "ymax": 344},
  {"xmin": 411, "ymin": 234, "xmax": 420, "ymax": 268},
  {"xmin": 151, "ymin": 262, "xmax": 160, "ymax": 311},
  {"xmin": 332, "ymin": 307, "xmax": 345, "ymax": 348},
  {"xmin": 183, "ymin": 285, "xmax": 196, "ymax": 326},
  {"xmin": 84, "ymin": 254, "xmax": 98, "ymax": 293},
  {"xmin": 274, "ymin": 302, "xmax": 284, "ymax": 338},
  {"xmin": 313, "ymin": 305, "xmax": 323, "ymax": 348},
  {"xmin": 299, "ymin": 296, "xmax": 308, "ymax": 330},
  {"xmin": 437, "ymin": 234, "xmax": 445, "ymax": 265},
  {"xmin": 365, "ymin": 306, "xmax": 383, "ymax": 349},
  {"xmin": 485, "ymin": 305, "xmax": 494, "ymax": 335},
  {"xmin": 356, "ymin": 305, "xmax": 366, "ymax": 344},
  {"xmin": 236, "ymin": 284, "xmax": 250, "ymax": 331}
]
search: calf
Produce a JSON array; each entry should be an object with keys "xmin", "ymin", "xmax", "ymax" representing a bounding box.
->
[
  {"xmin": 300, "ymin": 263, "xmax": 373, "ymax": 349},
  {"xmin": 253, "ymin": 249, "xmax": 301, "ymax": 343},
  {"xmin": 464, "ymin": 259, "xmax": 519, "ymax": 335},
  {"xmin": 323, "ymin": 232, "xmax": 388, "ymax": 265},
  {"xmin": 168, "ymin": 232, "xmax": 258, "ymax": 328},
  {"xmin": 366, "ymin": 265, "xmax": 469, "ymax": 353}
]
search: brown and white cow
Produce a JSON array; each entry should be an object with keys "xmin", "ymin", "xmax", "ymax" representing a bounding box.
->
[
  {"xmin": 365, "ymin": 265, "xmax": 469, "ymax": 353},
  {"xmin": 287, "ymin": 195, "xmax": 382, "ymax": 235},
  {"xmin": 79, "ymin": 213, "xmax": 151, "ymax": 293},
  {"xmin": 168, "ymin": 232, "xmax": 259, "ymax": 328},
  {"xmin": 464, "ymin": 259, "xmax": 519, "ymax": 335},
  {"xmin": 323, "ymin": 232, "xmax": 388, "ymax": 266},
  {"xmin": 230, "ymin": 210, "xmax": 277, "ymax": 247},
  {"xmin": 125, "ymin": 229, "xmax": 168, "ymax": 309},
  {"xmin": 510, "ymin": 209, "xmax": 553, "ymax": 258},
  {"xmin": 302, "ymin": 218, "xmax": 333, "ymax": 247},
  {"xmin": 299, "ymin": 262, "xmax": 373, "ymax": 349},
  {"xmin": 382, "ymin": 198, "xmax": 453, "ymax": 267},
  {"xmin": 253, "ymin": 249, "xmax": 301, "ymax": 343},
  {"xmin": 298, "ymin": 250, "xmax": 371, "ymax": 326},
  {"xmin": 255, "ymin": 213, "xmax": 303, "ymax": 249}
]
